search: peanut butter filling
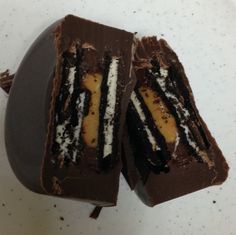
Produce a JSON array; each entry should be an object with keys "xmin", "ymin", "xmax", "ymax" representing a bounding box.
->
[
  {"xmin": 82, "ymin": 73, "xmax": 102, "ymax": 148},
  {"xmin": 139, "ymin": 86, "xmax": 177, "ymax": 143}
]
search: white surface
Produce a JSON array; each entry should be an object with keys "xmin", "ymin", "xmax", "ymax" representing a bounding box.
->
[{"xmin": 0, "ymin": 0, "xmax": 236, "ymax": 234}]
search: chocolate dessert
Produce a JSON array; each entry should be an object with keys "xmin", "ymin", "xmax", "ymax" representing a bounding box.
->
[
  {"xmin": 3, "ymin": 15, "xmax": 136, "ymax": 207},
  {"xmin": 122, "ymin": 37, "xmax": 228, "ymax": 206},
  {"xmin": 0, "ymin": 15, "xmax": 228, "ymax": 216}
]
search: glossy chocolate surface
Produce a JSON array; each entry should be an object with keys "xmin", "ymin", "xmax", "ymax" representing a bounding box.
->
[{"xmin": 5, "ymin": 21, "xmax": 59, "ymax": 193}]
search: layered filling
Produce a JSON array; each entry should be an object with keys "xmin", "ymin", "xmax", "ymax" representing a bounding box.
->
[
  {"xmin": 131, "ymin": 92, "xmax": 160, "ymax": 153},
  {"xmin": 128, "ymin": 58, "xmax": 213, "ymax": 176},
  {"xmin": 127, "ymin": 90, "xmax": 170, "ymax": 178},
  {"xmin": 149, "ymin": 60, "xmax": 213, "ymax": 167},
  {"xmin": 51, "ymin": 43, "xmax": 120, "ymax": 170},
  {"xmin": 102, "ymin": 58, "xmax": 119, "ymax": 159}
]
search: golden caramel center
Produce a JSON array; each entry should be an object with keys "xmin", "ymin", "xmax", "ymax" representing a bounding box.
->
[
  {"xmin": 82, "ymin": 73, "xmax": 102, "ymax": 148},
  {"xmin": 139, "ymin": 86, "xmax": 177, "ymax": 143}
]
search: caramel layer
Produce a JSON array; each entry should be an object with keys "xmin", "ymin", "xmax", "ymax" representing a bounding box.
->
[
  {"xmin": 82, "ymin": 73, "xmax": 103, "ymax": 148},
  {"xmin": 139, "ymin": 86, "xmax": 177, "ymax": 143}
]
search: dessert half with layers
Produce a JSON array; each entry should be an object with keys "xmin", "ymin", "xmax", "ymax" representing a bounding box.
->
[
  {"xmin": 2, "ymin": 15, "xmax": 136, "ymax": 207},
  {"xmin": 122, "ymin": 37, "xmax": 229, "ymax": 206}
]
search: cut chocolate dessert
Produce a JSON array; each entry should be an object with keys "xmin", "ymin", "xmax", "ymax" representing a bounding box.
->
[
  {"xmin": 122, "ymin": 37, "xmax": 229, "ymax": 206},
  {"xmin": 2, "ymin": 14, "xmax": 229, "ymax": 215},
  {"xmin": 5, "ymin": 15, "xmax": 136, "ymax": 207}
]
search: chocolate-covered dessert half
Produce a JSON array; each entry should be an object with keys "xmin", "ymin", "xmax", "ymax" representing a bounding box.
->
[
  {"xmin": 122, "ymin": 37, "xmax": 228, "ymax": 206},
  {"xmin": 4, "ymin": 15, "xmax": 136, "ymax": 207}
]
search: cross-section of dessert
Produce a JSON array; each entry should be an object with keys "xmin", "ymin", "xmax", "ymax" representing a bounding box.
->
[
  {"xmin": 122, "ymin": 37, "xmax": 229, "ymax": 206},
  {"xmin": 2, "ymin": 15, "xmax": 136, "ymax": 207}
]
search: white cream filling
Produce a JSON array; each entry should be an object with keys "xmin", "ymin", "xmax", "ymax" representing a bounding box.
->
[
  {"xmin": 56, "ymin": 121, "xmax": 70, "ymax": 152},
  {"xmin": 154, "ymin": 69, "xmax": 190, "ymax": 119},
  {"xmin": 131, "ymin": 92, "xmax": 160, "ymax": 152},
  {"xmin": 172, "ymin": 131, "xmax": 180, "ymax": 159},
  {"xmin": 67, "ymin": 67, "xmax": 76, "ymax": 94},
  {"xmin": 180, "ymin": 123, "xmax": 198, "ymax": 150},
  {"xmin": 103, "ymin": 57, "xmax": 119, "ymax": 158},
  {"xmin": 153, "ymin": 67, "xmax": 209, "ymax": 163},
  {"xmin": 71, "ymin": 92, "xmax": 86, "ymax": 162},
  {"xmin": 55, "ymin": 66, "xmax": 85, "ymax": 163},
  {"xmin": 160, "ymin": 67, "xmax": 168, "ymax": 78}
]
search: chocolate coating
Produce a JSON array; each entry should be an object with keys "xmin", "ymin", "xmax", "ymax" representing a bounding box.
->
[
  {"xmin": 5, "ymin": 21, "xmax": 59, "ymax": 193},
  {"xmin": 5, "ymin": 15, "xmax": 136, "ymax": 207},
  {"xmin": 122, "ymin": 37, "xmax": 229, "ymax": 206}
]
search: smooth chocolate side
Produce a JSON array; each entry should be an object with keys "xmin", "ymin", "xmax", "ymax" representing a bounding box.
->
[{"xmin": 5, "ymin": 21, "xmax": 60, "ymax": 193}]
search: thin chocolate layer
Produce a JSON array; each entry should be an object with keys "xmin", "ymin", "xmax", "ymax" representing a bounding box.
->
[{"xmin": 123, "ymin": 37, "xmax": 228, "ymax": 206}]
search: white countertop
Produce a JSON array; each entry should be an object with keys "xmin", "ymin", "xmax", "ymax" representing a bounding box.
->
[{"xmin": 0, "ymin": 1, "xmax": 236, "ymax": 234}]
